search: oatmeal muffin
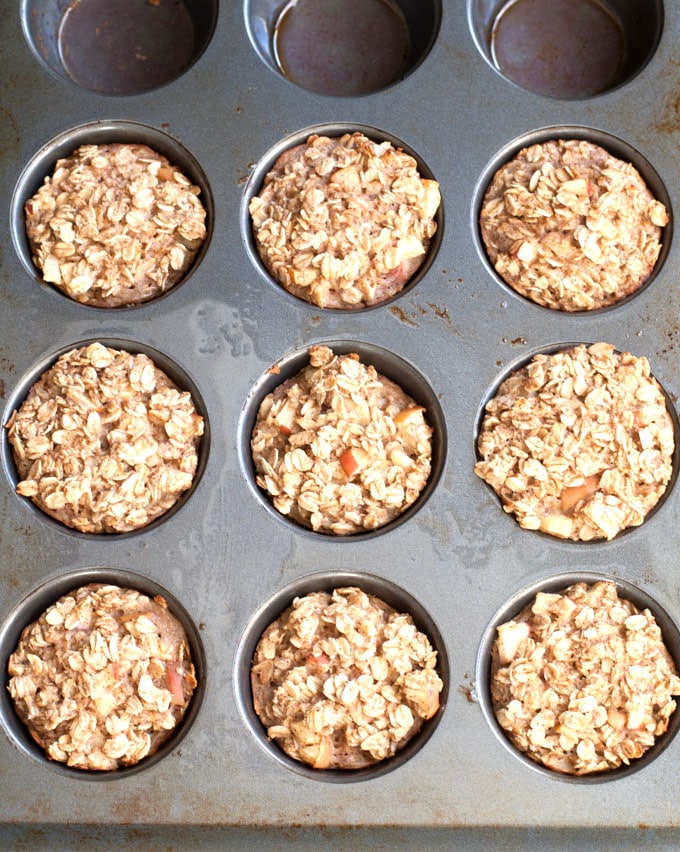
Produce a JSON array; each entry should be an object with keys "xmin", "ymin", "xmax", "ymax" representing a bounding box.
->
[
  {"xmin": 490, "ymin": 580, "xmax": 680, "ymax": 775},
  {"xmin": 5, "ymin": 342, "xmax": 204, "ymax": 533},
  {"xmin": 250, "ymin": 345, "xmax": 433, "ymax": 535},
  {"xmin": 474, "ymin": 343, "xmax": 674, "ymax": 541},
  {"xmin": 480, "ymin": 139, "xmax": 668, "ymax": 311},
  {"xmin": 248, "ymin": 132, "xmax": 440, "ymax": 309},
  {"xmin": 25, "ymin": 143, "xmax": 207, "ymax": 307},
  {"xmin": 7, "ymin": 583, "xmax": 197, "ymax": 771},
  {"xmin": 251, "ymin": 586, "xmax": 443, "ymax": 770}
]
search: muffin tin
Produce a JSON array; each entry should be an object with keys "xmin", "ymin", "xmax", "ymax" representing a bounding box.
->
[{"xmin": 3, "ymin": 0, "xmax": 680, "ymax": 844}]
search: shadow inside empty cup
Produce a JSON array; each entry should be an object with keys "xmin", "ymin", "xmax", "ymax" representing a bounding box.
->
[
  {"xmin": 21, "ymin": 0, "xmax": 217, "ymax": 95},
  {"xmin": 470, "ymin": 0, "xmax": 662, "ymax": 99},
  {"xmin": 245, "ymin": 0, "xmax": 441, "ymax": 96}
]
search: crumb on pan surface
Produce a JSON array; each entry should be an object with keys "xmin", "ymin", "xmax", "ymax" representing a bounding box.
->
[
  {"xmin": 25, "ymin": 143, "xmax": 207, "ymax": 307},
  {"xmin": 248, "ymin": 132, "xmax": 440, "ymax": 309},
  {"xmin": 490, "ymin": 580, "xmax": 680, "ymax": 775},
  {"xmin": 480, "ymin": 139, "xmax": 667, "ymax": 311},
  {"xmin": 251, "ymin": 586, "xmax": 443, "ymax": 770},
  {"xmin": 7, "ymin": 583, "xmax": 197, "ymax": 771},
  {"xmin": 250, "ymin": 345, "xmax": 433, "ymax": 535},
  {"xmin": 5, "ymin": 342, "xmax": 204, "ymax": 534},
  {"xmin": 474, "ymin": 342, "xmax": 674, "ymax": 541}
]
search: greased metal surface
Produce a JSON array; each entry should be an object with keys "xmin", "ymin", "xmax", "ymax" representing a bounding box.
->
[{"xmin": 2, "ymin": 1, "xmax": 680, "ymax": 844}]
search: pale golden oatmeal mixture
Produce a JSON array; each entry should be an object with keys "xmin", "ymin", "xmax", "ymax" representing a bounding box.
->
[
  {"xmin": 491, "ymin": 581, "xmax": 680, "ymax": 775},
  {"xmin": 8, "ymin": 583, "xmax": 197, "ymax": 770},
  {"xmin": 5, "ymin": 342, "xmax": 204, "ymax": 533},
  {"xmin": 474, "ymin": 343, "xmax": 674, "ymax": 541},
  {"xmin": 25, "ymin": 143, "xmax": 207, "ymax": 307},
  {"xmin": 480, "ymin": 139, "xmax": 668, "ymax": 311},
  {"xmin": 251, "ymin": 587, "xmax": 443, "ymax": 769},
  {"xmin": 248, "ymin": 132, "xmax": 440, "ymax": 308},
  {"xmin": 250, "ymin": 345, "xmax": 433, "ymax": 535}
]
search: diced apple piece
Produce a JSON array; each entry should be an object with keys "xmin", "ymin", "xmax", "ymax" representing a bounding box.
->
[
  {"xmin": 273, "ymin": 400, "xmax": 297, "ymax": 435},
  {"xmin": 394, "ymin": 406, "xmax": 426, "ymax": 426},
  {"xmin": 313, "ymin": 735, "xmax": 333, "ymax": 769},
  {"xmin": 539, "ymin": 514, "xmax": 574, "ymax": 538},
  {"xmin": 559, "ymin": 474, "xmax": 600, "ymax": 512},
  {"xmin": 496, "ymin": 620, "xmax": 530, "ymax": 664},
  {"xmin": 339, "ymin": 447, "xmax": 368, "ymax": 476}
]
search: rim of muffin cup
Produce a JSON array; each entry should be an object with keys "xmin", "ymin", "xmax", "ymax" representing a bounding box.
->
[
  {"xmin": 244, "ymin": 0, "xmax": 442, "ymax": 97},
  {"xmin": 0, "ymin": 566, "xmax": 206, "ymax": 779},
  {"xmin": 467, "ymin": 0, "xmax": 664, "ymax": 100},
  {"xmin": 20, "ymin": 0, "xmax": 218, "ymax": 96},
  {"xmin": 473, "ymin": 340, "xmax": 680, "ymax": 544},
  {"xmin": 233, "ymin": 569, "xmax": 449, "ymax": 782},
  {"xmin": 471, "ymin": 125, "xmax": 673, "ymax": 315},
  {"xmin": 0, "ymin": 337, "xmax": 210, "ymax": 538},
  {"xmin": 10, "ymin": 120, "xmax": 214, "ymax": 310},
  {"xmin": 240, "ymin": 122, "xmax": 444, "ymax": 312},
  {"xmin": 237, "ymin": 339, "xmax": 447, "ymax": 540},
  {"xmin": 475, "ymin": 570, "xmax": 680, "ymax": 783}
]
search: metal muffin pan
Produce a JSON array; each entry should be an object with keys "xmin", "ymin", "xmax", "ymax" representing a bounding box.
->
[{"xmin": 3, "ymin": 0, "xmax": 680, "ymax": 844}]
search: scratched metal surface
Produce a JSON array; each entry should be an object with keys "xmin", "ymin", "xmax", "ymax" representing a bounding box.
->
[{"xmin": 2, "ymin": 1, "xmax": 680, "ymax": 845}]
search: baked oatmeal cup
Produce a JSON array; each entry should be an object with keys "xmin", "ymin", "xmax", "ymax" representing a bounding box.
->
[
  {"xmin": 490, "ymin": 580, "xmax": 680, "ymax": 776},
  {"xmin": 479, "ymin": 139, "xmax": 668, "ymax": 311},
  {"xmin": 250, "ymin": 344, "xmax": 433, "ymax": 535},
  {"xmin": 251, "ymin": 586, "xmax": 443, "ymax": 770},
  {"xmin": 474, "ymin": 343, "xmax": 675, "ymax": 541},
  {"xmin": 7, "ymin": 582, "xmax": 197, "ymax": 771},
  {"xmin": 4, "ymin": 342, "xmax": 205, "ymax": 534},
  {"xmin": 25, "ymin": 142, "xmax": 208, "ymax": 307},
  {"xmin": 248, "ymin": 132, "xmax": 440, "ymax": 309}
]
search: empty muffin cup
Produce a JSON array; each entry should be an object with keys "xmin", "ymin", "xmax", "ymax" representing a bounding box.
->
[
  {"xmin": 469, "ymin": 0, "xmax": 662, "ymax": 99},
  {"xmin": 0, "ymin": 566, "xmax": 206, "ymax": 778},
  {"xmin": 245, "ymin": 0, "xmax": 441, "ymax": 96},
  {"xmin": 476, "ymin": 571, "xmax": 680, "ymax": 782},
  {"xmin": 239, "ymin": 340, "xmax": 447, "ymax": 538},
  {"xmin": 21, "ymin": 0, "xmax": 218, "ymax": 95},
  {"xmin": 1, "ymin": 338, "xmax": 210, "ymax": 537},
  {"xmin": 234, "ymin": 570, "xmax": 449, "ymax": 781}
]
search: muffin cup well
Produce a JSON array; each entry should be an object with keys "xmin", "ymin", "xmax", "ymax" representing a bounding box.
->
[
  {"xmin": 0, "ymin": 566, "xmax": 206, "ymax": 779},
  {"xmin": 476, "ymin": 571, "xmax": 680, "ymax": 782},
  {"xmin": 238, "ymin": 339, "xmax": 447, "ymax": 539},
  {"xmin": 21, "ymin": 0, "xmax": 217, "ymax": 95},
  {"xmin": 245, "ymin": 0, "xmax": 441, "ymax": 97},
  {"xmin": 1, "ymin": 337, "xmax": 210, "ymax": 538},
  {"xmin": 468, "ymin": 0, "xmax": 663, "ymax": 99},
  {"xmin": 233, "ymin": 570, "xmax": 449, "ymax": 782},
  {"xmin": 11, "ymin": 120, "xmax": 214, "ymax": 309},
  {"xmin": 241, "ymin": 122, "xmax": 444, "ymax": 312},
  {"xmin": 471, "ymin": 125, "xmax": 672, "ymax": 314}
]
